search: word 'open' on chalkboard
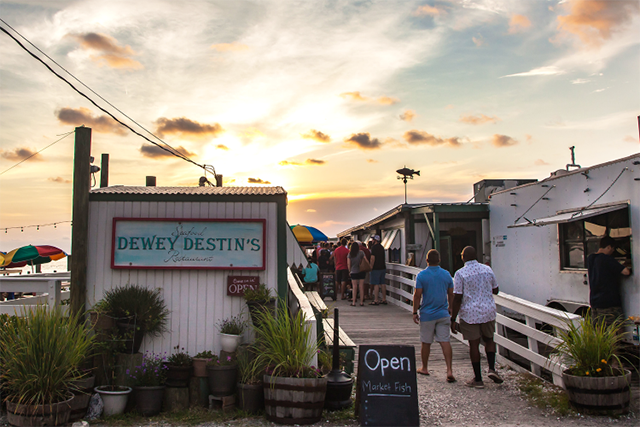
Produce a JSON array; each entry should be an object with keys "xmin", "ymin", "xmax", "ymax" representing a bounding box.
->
[{"xmin": 356, "ymin": 345, "xmax": 419, "ymax": 426}]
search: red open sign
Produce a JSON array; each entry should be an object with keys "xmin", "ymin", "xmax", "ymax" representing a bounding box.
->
[{"xmin": 227, "ymin": 276, "xmax": 260, "ymax": 296}]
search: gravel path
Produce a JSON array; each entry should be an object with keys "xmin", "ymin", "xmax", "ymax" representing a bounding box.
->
[{"xmin": 1, "ymin": 365, "xmax": 636, "ymax": 427}]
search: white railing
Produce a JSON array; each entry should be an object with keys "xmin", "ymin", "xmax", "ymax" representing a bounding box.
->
[
  {"xmin": 286, "ymin": 267, "xmax": 318, "ymax": 368},
  {"xmin": 0, "ymin": 272, "xmax": 70, "ymax": 315},
  {"xmin": 385, "ymin": 263, "xmax": 581, "ymax": 387}
]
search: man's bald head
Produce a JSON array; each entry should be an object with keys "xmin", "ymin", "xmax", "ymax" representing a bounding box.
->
[{"xmin": 462, "ymin": 246, "xmax": 477, "ymax": 262}]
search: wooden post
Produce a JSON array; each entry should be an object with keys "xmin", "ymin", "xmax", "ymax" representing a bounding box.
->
[
  {"xmin": 70, "ymin": 127, "xmax": 91, "ymax": 317},
  {"xmin": 100, "ymin": 153, "xmax": 109, "ymax": 188}
]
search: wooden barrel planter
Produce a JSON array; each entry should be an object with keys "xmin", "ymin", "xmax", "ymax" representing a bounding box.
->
[
  {"xmin": 563, "ymin": 369, "xmax": 632, "ymax": 415},
  {"xmin": 69, "ymin": 374, "xmax": 96, "ymax": 422},
  {"xmin": 6, "ymin": 395, "xmax": 73, "ymax": 427},
  {"xmin": 263, "ymin": 375, "xmax": 327, "ymax": 425}
]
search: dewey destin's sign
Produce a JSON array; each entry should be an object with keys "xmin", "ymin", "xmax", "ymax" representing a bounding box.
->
[{"xmin": 112, "ymin": 218, "xmax": 265, "ymax": 270}]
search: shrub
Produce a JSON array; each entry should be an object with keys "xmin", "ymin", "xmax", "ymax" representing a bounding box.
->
[
  {"xmin": 101, "ymin": 284, "xmax": 170, "ymax": 337},
  {"xmin": 167, "ymin": 345, "xmax": 193, "ymax": 366},
  {"xmin": 217, "ymin": 313, "xmax": 247, "ymax": 335},
  {"xmin": 128, "ymin": 352, "xmax": 168, "ymax": 387}
]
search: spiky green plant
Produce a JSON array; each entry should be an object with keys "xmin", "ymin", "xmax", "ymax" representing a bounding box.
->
[
  {"xmin": 252, "ymin": 299, "xmax": 321, "ymax": 379},
  {"xmin": 237, "ymin": 346, "xmax": 265, "ymax": 385},
  {"xmin": 553, "ymin": 311, "xmax": 628, "ymax": 377},
  {"xmin": 101, "ymin": 284, "xmax": 170, "ymax": 336},
  {"xmin": 0, "ymin": 305, "xmax": 94, "ymax": 406}
]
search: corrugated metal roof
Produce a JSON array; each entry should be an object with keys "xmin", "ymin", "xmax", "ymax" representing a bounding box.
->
[{"xmin": 91, "ymin": 186, "xmax": 287, "ymax": 196}]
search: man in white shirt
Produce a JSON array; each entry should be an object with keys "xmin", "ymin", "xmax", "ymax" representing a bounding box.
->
[{"xmin": 450, "ymin": 246, "xmax": 502, "ymax": 388}]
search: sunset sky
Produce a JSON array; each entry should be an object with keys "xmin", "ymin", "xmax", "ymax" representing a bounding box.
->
[{"xmin": 1, "ymin": 0, "xmax": 639, "ymax": 253}]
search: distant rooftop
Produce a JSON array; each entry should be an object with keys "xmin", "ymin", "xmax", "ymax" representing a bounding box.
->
[{"xmin": 90, "ymin": 186, "xmax": 286, "ymax": 197}]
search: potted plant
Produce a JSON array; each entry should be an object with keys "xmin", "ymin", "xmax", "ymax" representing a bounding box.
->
[
  {"xmin": 206, "ymin": 353, "xmax": 238, "ymax": 397},
  {"xmin": 217, "ymin": 313, "xmax": 247, "ymax": 353},
  {"xmin": 165, "ymin": 345, "xmax": 193, "ymax": 387},
  {"xmin": 252, "ymin": 301, "xmax": 326, "ymax": 425},
  {"xmin": 93, "ymin": 331, "xmax": 133, "ymax": 417},
  {"xmin": 237, "ymin": 346, "xmax": 265, "ymax": 413},
  {"xmin": 100, "ymin": 284, "xmax": 170, "ymax": 353},
  {"xmin": 193, "ymin": 350, "xmax": 215, "ymax": 377},
  {"xmin": 0, "ymin": 307, "xmax": 94, "ymax": 426},
  {"xmin": 553, "ymin": 312, "xmax": 633, "ymax": 415},
  {"xmin": 243, "ymin": 283, "xmax": 275, "ymax": 328},
  {"xmin": 127, "ymin": 351, "xmax": 168, "ymax": 416}
]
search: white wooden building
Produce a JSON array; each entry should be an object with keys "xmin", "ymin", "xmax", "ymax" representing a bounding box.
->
[
  {"xmin": 489, "ymin": 153, "xmax": 639, "ymax": 342},
  {"xmin": 86, "ymin": 186, "xmax": 289, "ymax": 355}
]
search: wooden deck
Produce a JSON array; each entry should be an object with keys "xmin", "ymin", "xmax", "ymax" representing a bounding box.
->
[{"xmin": 327, "ymin": 297, "xmax": 470, "ymax": 374}]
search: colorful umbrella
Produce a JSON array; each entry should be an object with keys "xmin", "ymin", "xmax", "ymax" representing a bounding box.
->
[
  {"xmin": 0, "ymin": 245, "xmax": 67, "ymax": 269},
  {"xmin": 290, "ymin": 224, "xmax": 328, "ymax": 243}
]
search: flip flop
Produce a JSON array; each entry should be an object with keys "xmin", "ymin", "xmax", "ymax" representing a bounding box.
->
[
  {"xmin": 381, "ymin": 301, "xmax": 388, "ymax": 305},
  {"xmin": 417, "ymin": 371, "xmax": 430, "ymax": 376},
  {"xmin": 350, "ymin": 303, "xmax": 356, "ymax": 306},
  {"xmin": 360, "ymin": 303, "xmax": 364, "ymax": 306},
  {"xmin": 369, "ymin": 301, "xmax": 379, "ymax": 305},
  {"xmin": 447, "ymin": 376, "xmax": 457, "ymax": 383}
]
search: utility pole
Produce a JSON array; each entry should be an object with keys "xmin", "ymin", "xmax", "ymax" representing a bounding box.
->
[{"xmin": 70, "ymin": 127, "xmax": 91, "ymax": 317}]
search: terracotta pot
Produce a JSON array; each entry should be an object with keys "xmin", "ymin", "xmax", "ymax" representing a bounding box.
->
[
  {"xmin": 207, "ymin": 364, "xmax": 238, "ymax": 397},
  {"xmin": 193, "ymin": 358, "xmax": 209, "ymax": 377},
  {"xmin": 94, "ymin": 386, "xmax": 132, "ymax": 416},
  {"xmin": 263, "ymin": 375, "xmax": 327, "ymax": 425},
  {"xmin": 134, "ymin": 385, "xmax": 165, "ymax": 416},
  {"xmin": 69, "ymin": 374, "xmax": 96, "ymax": 421},
  {"xmin": 6, "ymin": 395, "xmax": 73, "ymax": 427},
  {"xmin": 165, "ymin": 364, "xmax": 192, "ymax": 388},
  {"xmin": 563, "ymin": 369, "xmax": 632, "ymax": 415}
]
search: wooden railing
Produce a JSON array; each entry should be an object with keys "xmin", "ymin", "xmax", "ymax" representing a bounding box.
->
[
  {"xmin": 385, "ymin": 263, "xmax": 581, "ymax": 386},
  {"xmin": 0, "ymin": 272, "xmax": 70, "ymax": 315},
  {"xmin": 286, "ymin": 267, "xmax": 318, "ymax": 368}
]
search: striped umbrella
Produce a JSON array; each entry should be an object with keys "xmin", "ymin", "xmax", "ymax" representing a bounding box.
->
[
  {"xmin": 290, "ymin": 224, "xmax": 328, "ymax": 243},
  {"xmin": 0, "ymin": 245, "xmax": 67, "ymax": 268}
]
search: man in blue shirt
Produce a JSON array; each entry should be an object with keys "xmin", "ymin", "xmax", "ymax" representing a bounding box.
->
[{"xmin": 412, "ymin": 249, "xmax": 455, "ymax": 382}]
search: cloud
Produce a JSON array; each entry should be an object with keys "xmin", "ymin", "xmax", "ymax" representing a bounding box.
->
[
  {"xmin": 502, "ymin": 66, "xmax": 566, "ymax": 78},
  {"xmin": 154, "ymin": 117, "xmax": 224, "ymax": 140},
  {"xmin": 472, "ymin": 35, "xmax": 485, "ymax": 47},
  {"xmin": 1, "ymin": 147, "xmax": 42, "ymax": 161},
  {"xmin": 508, "ymin": 14, "xmax": 532, "ymax": 34},
  {"xmin": 534, "ymin": 159, "xmax": 550, "ymax": 166},
  {"xmin": 525, "ymin": 134, "xmax": 533, "ymax": 144},
  {"xmin": 623, "ymin": 135, "xmax": 638, "ymax": 143},
  {"xmin": 399, "ymin": 110, "xmax": 416, "ymax": 122},
  {"xmin": 366, "ymin": 159, "xmax": 378, "ymax": 163},
  {"xmin": 48, "ymin": 176, "xmax": 71, "ymax": 183},
  {"xmin": 403, "ymin": 130, "xmax": 461, "ymax": 147},
  {"xmin": 444, "ymin": 104, "xmax": 455, "ymax": 110},
  {"xmin": 216, "ymin": 144, "xmax": 229, "ymax": 150},
  {"xmin": 459, "ymin": 114, "xmax": 500, "ymax": 125},
  {"xmin": 69, "ymin": 32, "xmax": 142, "ymax": 69},
  {"xmin": 280, "ymin": 159, "xmax": 326, "ymax": 166},
  {"xmin": 248, "ymin": 177, "xmax": 271, "ymax": 184},
  {"xmin": 491, "ymin": 134, "xmax": 518, "ymax": 147},
  {"xmin": 306, "ymin": 158, "xmax": 326, "ymax": 165},
  {"xmin": 306, "ymin": 209, "xmax": 317, "ymax": 213},
  {"xmin": 140, "ymin": 144, "xmax": 195, "ymax": 159},
  {"xmin": 56, "ymin": 107, "xmax": 126, "ymax": 135},
  {"xmin": 211, "ymin": 42, "xmax": 250, "ymax": 52},
  {"xmin": 301, "ymin": 129, "xmax": 331, "ymax": 142},
  {"xmin": 344, "ymin": 133, "xmax": 382, "ymax": 150},
  {"xmin": 340, "ymin": 91, "xmax": 399, "ymax": 105},
  {"xmin": 571, "ymin": 78, "xmax": 591, "ymax": 84},
  {"xmin": 413, "ymin": 5, "xmax": 444, "ymax": 16},
  {"xmin": 556, "ymin": 0, "xmax": 640, "ymax": 47}
]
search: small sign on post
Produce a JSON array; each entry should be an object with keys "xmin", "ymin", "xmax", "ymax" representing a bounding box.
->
[
  {"xmin": 356, "ymin": 345, "xmax": 419, "ymax": 426},
  {"xmin": 227, "ymin": 276, "xmax": 260, "ymax": 296}
]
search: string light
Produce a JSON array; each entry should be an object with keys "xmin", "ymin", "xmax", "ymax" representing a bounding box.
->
[{"xmin": 2, "ymin": 221, "xmax": 71, "ymax": 234}]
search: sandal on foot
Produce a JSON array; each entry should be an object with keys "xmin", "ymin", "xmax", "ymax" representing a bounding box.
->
[
  {"xmin": 360, "ymin": 303, "xmax": 364, "ymax": 306},
  {"xmin": 369, "ymin": 301, "xmax": 379, "ymax": 305},
  {"xmin": 447, "ymin": 376, "xmax": 457, "ymax": 383},
  {"xmin": 381, "ymin": 301, "xmax": 388, "ymax": 305},
  {"xmin": 350, "ymin": 303, "xmax": 356, "ymax": 306}
]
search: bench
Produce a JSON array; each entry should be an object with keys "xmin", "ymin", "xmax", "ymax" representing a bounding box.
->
[
  {"xmin": 322, "ymin": 318, "xmax": 356, "ymax": 374},
  {"xmin": 304, "ymin": 291, "xmax": 328, "ymax": 318}
]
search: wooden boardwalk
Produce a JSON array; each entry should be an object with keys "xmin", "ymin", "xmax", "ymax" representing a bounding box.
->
[{"xmin": 327, "ymin": 297, "xmax": 470, "ymax": 374}]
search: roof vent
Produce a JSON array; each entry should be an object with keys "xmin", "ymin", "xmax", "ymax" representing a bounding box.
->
[{"xmin": 146, "ymin": 176, "xmax": 156, "ymax": 187}]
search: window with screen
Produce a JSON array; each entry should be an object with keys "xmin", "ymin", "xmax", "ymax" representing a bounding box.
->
[{"xmin": 559, "ymin": 207, "xmax": 631, "ymax": 269}]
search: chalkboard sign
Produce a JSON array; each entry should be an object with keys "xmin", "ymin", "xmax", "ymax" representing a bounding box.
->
[
  {"xmin": 356, "ymin": 345, "xmax": 419, "ymax": 426},
  {"xmin": 320, "ymin": 272, "xmax": 336, "ymax": 301}
]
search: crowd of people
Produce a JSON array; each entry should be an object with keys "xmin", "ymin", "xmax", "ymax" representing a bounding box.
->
[{"xmin": 301, "ymin": 237, "xmax": 388, "ymax": 306}]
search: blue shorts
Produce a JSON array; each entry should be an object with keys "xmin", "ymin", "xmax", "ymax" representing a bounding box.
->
[{"xmin": 370, "ymin": 269, "xmax": 386, "ymax": 285}]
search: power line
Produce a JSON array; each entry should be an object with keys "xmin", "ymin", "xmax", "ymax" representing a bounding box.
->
[
  {"xmin": 0, "ymin": 131, "xmax": 74, "ymax": 176},
  {"xmin": 0, "ymin": 21, "xmax": 217, "ymax": 178}
]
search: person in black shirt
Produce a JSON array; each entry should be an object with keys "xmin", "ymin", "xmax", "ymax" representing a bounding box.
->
[{"xmin": 586, "ymin": 236, "xmax": 631, "ymax": 327}]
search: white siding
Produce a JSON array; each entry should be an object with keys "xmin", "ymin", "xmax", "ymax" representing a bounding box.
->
[
  {"xmin": 489, "ymin": 155, "xmax": 639, "ymax": 318},
  {"xmin": 87, "ymin": 200, "xmax": 279, "ymax": 356}
]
